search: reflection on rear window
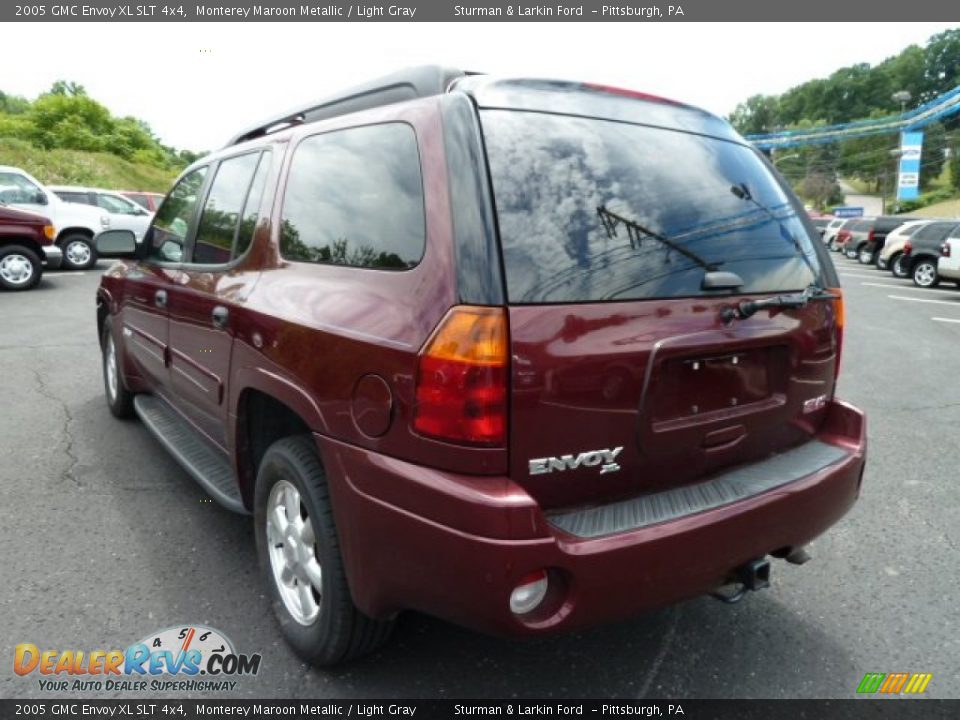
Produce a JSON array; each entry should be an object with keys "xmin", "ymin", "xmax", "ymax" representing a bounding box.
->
[{"xmin": 481, "ymin": 110, "xmax": 822, "ymax": 304}]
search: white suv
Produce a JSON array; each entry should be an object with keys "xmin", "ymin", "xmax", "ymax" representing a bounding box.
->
[
  {"xmin": 0, "ymin": 166, "xmax": 110, "ymax": 270},
  {"xmin": 936, "ymin": 228, "xmax": 960, "ymax": 285},
  {"xmin": 49, "ymin": 186, "xmax": 153, "ymax": 242}
]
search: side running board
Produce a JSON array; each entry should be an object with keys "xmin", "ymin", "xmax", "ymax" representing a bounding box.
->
[{"xmin": 134, "ymin": 395, "xmax": 248, "ymax": 515}]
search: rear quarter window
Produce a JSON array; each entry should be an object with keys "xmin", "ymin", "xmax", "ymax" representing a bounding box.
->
[
  {"xmin": 480, "ymin": 110, "xmax": 822, "ymax": 303},
  {"xmin": 279, "ymin": 123, "xmax": 425, "ymax": 270}
]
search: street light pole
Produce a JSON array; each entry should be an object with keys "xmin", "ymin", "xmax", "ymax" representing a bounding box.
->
[
  {"xmin": 885, "ymin": 148, "xmax": 904, "ymax": 215},
  {"xmin": 892, "ymin": 90, "xmax": 912, "ymax": 116}
]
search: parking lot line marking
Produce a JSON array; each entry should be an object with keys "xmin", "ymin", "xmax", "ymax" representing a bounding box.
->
[
  {"xmin": 50, "ymin": 272, "xmax": 88, "ymax": 277},
  {"xmin": 931, "ymin": 317, "xmax": 960, "ymax": 324},
  {"xmin": 862, "ymin": 282, "xmax": 960, "ymax": 295},
  {"xmin": 888, "ymin": 294, "xmax": 960, "ymax": 306},
  {"xmin": 838, "ymin": 272, "xmax": 886, "ymax": 279}
]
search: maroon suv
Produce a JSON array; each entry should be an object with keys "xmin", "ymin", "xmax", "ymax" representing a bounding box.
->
[
  {"xmin": 0, "ymin": 203, "xmax": 60, "ymax": 290},
  {"xmin": 95, "ymin": 67, "xmax": 866, "ymax": 665}
]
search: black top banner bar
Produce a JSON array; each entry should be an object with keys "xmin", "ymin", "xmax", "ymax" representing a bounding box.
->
[
  {"xmin": 2, "ymin": 0, "xmax": 957, "ymax": 22},
  {"xmin": 1, "ymin": 700, "xmax": 958, "ymax": 720}
]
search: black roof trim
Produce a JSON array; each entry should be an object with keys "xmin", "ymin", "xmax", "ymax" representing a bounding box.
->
[{"xmin": 225, "ymin": 65, "xmax": 471, "ymax": 147}]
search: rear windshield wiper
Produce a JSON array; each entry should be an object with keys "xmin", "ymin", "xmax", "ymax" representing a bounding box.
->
[
  {"xmin": 722, "ymin": 285, "xmax": 839, "ymax": 322},
  {"xmin": 596, "ymin": 206, "xmax": 743, "ymax": 289},
  {"xmin": 597, "ymin": 206, "xmax": 720, "ymax": 271}
]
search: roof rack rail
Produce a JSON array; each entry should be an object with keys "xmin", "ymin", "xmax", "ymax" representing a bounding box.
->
[{"xmin": 224, "ymin": 65, "xmax": 472, "ymax": 147}]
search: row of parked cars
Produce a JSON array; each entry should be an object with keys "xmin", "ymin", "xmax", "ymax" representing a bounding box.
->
[
  {"xmin": 812, "ymin": 214, "xmax": 960, "ymax": 288},
  {"xmin": 0, "ymin": 164, "xmax": 163, "ymax": 290}
]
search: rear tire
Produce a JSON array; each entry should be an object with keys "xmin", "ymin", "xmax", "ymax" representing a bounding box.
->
[
  {"xmin": 61, "ymin": 233, "xmax": 97, "ymax": 271},
  {"xmin": 858, "ymin": 247, "xmax": 875, "ymax": 264},
  {"xmin": 891, "ymin": 253, "xmax": 908, "ymax": 278},
  {"xmin": 912, "ymin": 259, "xmax": 940, "ymax": 288},
  {"xmin": 254, "ymin": 435, "xmax": 393, "ymax": 666},
  {"xmin": 101, "ymin": 317, "xmax": 135, "ymax": 418},
  {"xmin": 0, "ymin": 244, "xmax": 42, "ymax": 291}
]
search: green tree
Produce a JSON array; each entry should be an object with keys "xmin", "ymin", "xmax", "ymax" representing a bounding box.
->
[
  {"xmin": 0, "ymin": 91, "xmax": 30, "ymax": 114},
  {"xmin": 949, "ymin": 144, "xmax": 960, "ymax": 192},
  {"xmin": 27, "ymin": 90, "xmax": 114, "ymax": 151},
  {"xmin": 923, "ymin": 29, "xmax": 960, "ymax": 100},
  {"xmin": 729, "ymin": 94, "xmax": 780, "ymax": 135},
  {"xmin": 919, "ymin": 122, "xmax": 947, "ymax": 190}
]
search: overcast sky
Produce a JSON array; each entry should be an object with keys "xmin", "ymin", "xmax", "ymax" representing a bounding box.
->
[{"xmin": 4, "ymin": 22, "xmax": 957, "ymax": 151}]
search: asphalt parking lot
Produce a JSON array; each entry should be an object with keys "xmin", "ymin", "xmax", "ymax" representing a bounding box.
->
[{"xmin": 1, "ymin": 258, "xmax": 958, "ymax": 700}]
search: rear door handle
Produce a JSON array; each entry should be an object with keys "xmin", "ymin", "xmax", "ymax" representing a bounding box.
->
[
  {"xmin": 212, "ymin": 305, "xmax": 229, "ymax": 329},
  {"xmin": 154, "ymin": 290, "xmax": 167, "ymax": 308}
]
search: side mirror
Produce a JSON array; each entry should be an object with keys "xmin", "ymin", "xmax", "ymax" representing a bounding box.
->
[
  {"xmin": 95, "ymin": 229, "xmax": 138, "ymax": 256},
  {"xmin": 34, "ymin": 191, "xmax": 49, "ymax": 205}
]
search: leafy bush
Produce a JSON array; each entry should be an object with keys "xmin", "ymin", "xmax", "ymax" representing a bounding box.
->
[{"xmin": 0, "ymin": 80, "xmax": 192, "ymax": 172}]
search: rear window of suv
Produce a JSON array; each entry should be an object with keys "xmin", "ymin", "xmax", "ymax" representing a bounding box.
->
[{"xmin": 480, "ymin": 110, "xmax": 822, "ymax": 304}]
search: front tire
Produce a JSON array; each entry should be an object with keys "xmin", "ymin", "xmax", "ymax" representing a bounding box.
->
[
  {"xmin": 0, "ymin": 244, "xmax": 42, "ymax": 291},
  {"xmin": 61, "ymin": 233, "xmax": 97, "ymax": 270},
  {"xmin": 254, "ymin": 435, "xmax": 393, "ymax": 666},
  {"xmin": 101, "ymin": 317, "xmax": 135, "ymax": 418}
]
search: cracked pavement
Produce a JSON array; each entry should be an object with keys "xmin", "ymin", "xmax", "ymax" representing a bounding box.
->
[{"xmin": 1, "ymin": 261, "xmax": 958, "ymax": 699}]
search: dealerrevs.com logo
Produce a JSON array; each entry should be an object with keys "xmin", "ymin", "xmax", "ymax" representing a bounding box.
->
[{"xmin": 14, "ymin": 625, "xmax": 262, "ymax": 693}]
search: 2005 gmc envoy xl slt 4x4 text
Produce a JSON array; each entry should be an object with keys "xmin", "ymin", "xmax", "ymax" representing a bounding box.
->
[{"xmin": 94, "ymin": 66, "xmax": 866, "ymax": 666}]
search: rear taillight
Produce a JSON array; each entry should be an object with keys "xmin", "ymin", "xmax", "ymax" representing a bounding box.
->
[
  {"xmin": 833, "ymin": 289, "xmax": 845, "ymax": 381},
  {"xmin": 903, "ymin": 241, "xmax": 913, "ymax": 255},
  {"xmin": 868, "ymin": 229, "xmax": 876, "ymax": 242},
  {"xmin": 413, "ymin": 306, "xmax": 508, "ymax": 447},
  {"xmin": 943, "ymin": 243, "xmax": 951, "ymax": 258}
]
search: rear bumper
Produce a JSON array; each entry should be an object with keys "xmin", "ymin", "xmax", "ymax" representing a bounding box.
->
[
  {"xmin": 42, "ymin": 244, "xmax": 63, "ymax": 270},
  {"xmin": 318, "ymin": 399, "xmax": 866, "ymax": 636},
  {"xmin": 937, "ymin": 257, "xmax": 960, "ymax": 281}
]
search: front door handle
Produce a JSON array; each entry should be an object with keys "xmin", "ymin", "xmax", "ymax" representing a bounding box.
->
[
  {"xmin": 212, "ymin": 305, "xmax": 229, "ymax": 329},
  {"xmin": 154, "ymin": 290, "xmax": 167, "ymax": 308}
]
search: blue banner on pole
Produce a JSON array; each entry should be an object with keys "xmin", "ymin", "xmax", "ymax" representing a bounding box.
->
[{"xmin": 897, "ymin": 131, "xmax": 923, "ymax": 201}]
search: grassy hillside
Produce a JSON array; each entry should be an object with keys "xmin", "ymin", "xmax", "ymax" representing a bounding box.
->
[
  {"xmin": 0, "ymin": 138, "xmax": 176, "ymax": 192},
  {"xmin": 909, "ymin": 197, "xmax": 960, "ymax": 218}
]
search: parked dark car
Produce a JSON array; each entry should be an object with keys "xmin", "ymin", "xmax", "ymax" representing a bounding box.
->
[
  {"xmin": 0, "ymin": 203, "xmax": 60, "ymax": 290},
  {"xmin": 855, "ymin": 216, "xmax": 915, "ymax": 265},
  {"xmin": 900, "ymin": 220, "xmax": 960, "ymax": 287},
  {"xmin": 95, "ymin": 66, "xmax": 866, "ymax": 665}
]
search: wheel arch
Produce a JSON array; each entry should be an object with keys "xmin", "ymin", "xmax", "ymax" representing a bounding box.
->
[
  {"xmin": 56, "ymin": 226, "xmax": 95, "ymax": 245},
  {"xmin": 0, "ymin": 236, "xmax": 45, "ymax": 258},
  {"xmin": 232, "ymin": 377, "xmax": 323, "ymax": 511},
  {"xmin": 96, "ymin": 286, "xmax": 114, "ymax": 348}
]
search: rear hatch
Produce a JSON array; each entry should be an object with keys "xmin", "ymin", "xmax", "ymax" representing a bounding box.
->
[{"xmin": 477, "ymin": 93, "xmax": 841, "ymax": 510}]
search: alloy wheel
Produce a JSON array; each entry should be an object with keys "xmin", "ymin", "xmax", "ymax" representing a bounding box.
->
[{"xmin": 266, "ymin": 479, "xmax": 323, "ymax": 625}]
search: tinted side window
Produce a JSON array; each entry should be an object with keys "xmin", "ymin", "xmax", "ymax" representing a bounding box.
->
[
  {"xmin": 192, "ymin": 153, "xmax": 261, "ymax": 265},
  {"xmin": 0, "ymin": 172, "xmax": 43, "ymax": 204},
  {"xmin": 97, "ymin": 193, "xmax": 141, "ymax": 215},
  {"xmin": 280, "ymin": 123, "xmax": 425, "ymax": 269},
  {"xmin": 234, "ymin": 150, "xmax": 271, "ymax": 259},
  {"xmin": 57, "ymin": 191, "xmax": 92, "ymax": 205},
  {"xmin": 147, "ymin": 167, "xmax": 208, "ymax": 264},
  {"xmin": 126, "ymin": 193, "xmax": 147, "ymax": 207}
]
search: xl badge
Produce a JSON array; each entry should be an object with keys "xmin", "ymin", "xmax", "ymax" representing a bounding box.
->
[{"xmin": 528, "ymin": 447, "xmax": 623, "ymax": 476}]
